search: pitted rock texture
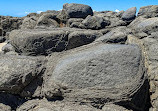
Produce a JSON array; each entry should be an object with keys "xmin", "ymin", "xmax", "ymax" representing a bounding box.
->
[
  {"xmin": 43, "ymin": 43, "xmax": 147, "ymax": 110},
  {"xmin": 0, "ymin": 55, "xmax": 46, "ymax": 94},
  {"xmin": 1, "ymin": 3, "xmax": 158, "ymax": 111},
  {"xmin": 9, "ymin": 29, "xmax": 68, "ymax": 56}
]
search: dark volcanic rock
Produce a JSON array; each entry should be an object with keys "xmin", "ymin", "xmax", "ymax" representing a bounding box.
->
[
  {"xmin": 62, "ymin": 3, "xmax": 93, "ymax": 18},
  {"xmin": 43, "ymin": 42, "xmax": 147, "ymax": 110},
  {"xmin": 121, "ymin": 7, "xmax": 136, "ymax": 22},
  {"xmin": 95, "ymin": 26, "xmax": 130, "ymax": 44},
  {"xmin": 1, "ymin": 17, "xmax": 23, "ymax": 35},
  {"xmin": 0, "ymin": 55, "xmax": 46, "ymax": 94},
  {"xmin": 67, "ymin": 30, "xmax": 103, "ymax": 49},
  {"xmin": 20, "ymin": 16, "xmax": 38, "ymax": 29},
  {"xmin": 9, "ymin": 29, "xmax": 68, "ymax": 56}
]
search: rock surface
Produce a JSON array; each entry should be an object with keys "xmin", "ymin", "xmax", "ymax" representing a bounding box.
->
[
  {"xmin": 0, "ymin": 3, "xmax": 158, "ymax": 111},
  {"xmin": 0, "ymin": 55, "xmax": 46, "ymax": 94},
  {"xmin": 62, "ymin": 3, "xmax": 93, "ymax": 18},
  {"xmin": 43, "ymin": 43, "xmax": 147, "ymax": 110}
]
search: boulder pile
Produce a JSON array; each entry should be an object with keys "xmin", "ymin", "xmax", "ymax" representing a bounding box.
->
[{"xmin": 1, "ymin": 3, "xmax": 158, "ymax": 111}]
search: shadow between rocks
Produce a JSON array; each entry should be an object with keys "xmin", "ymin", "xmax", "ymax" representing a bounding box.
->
[{"xmin": 116, "ymin": 79, "xmax": 152, "ymax": 111}]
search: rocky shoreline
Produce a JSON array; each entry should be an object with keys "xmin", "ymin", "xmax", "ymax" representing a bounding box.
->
[{"xmin": 0, "ymin": 3, "xmax": 158, "ymax": 111}]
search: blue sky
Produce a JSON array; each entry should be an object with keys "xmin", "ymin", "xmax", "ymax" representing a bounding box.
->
[{"xmin": 0, "ymin": 0, "xmax": 158, "ymax": 17}]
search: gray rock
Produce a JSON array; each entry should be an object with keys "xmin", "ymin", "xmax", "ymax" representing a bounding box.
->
[
  {"xmin": 17, "ymin": 99, "xmax": 100, "ymax": 111},
  {"xmin": 131, "ymin": 17, "xmax": 158, "ymax": 37},
  {"xmin": 20, "ymin": 16, "xmax": 38, "ymax": 29},
  {"xmin": 9, "ymin": 29, "xmax": 68, "ymax": 56},
  {"xmin": 138, "ymin": 5, "xmax": 158, "ymax": 18},
  {"xmin": 80, "ymin": 15, "xmax": 110, "ymax": 29},
  {"xmin": 36, "ymin": 13, "xmax": 59, "ymax": 28},
  {"xmin": 0, "ymin": 55, "xmax": 46, "ymax": 94},
  {"xmin": 67, "ymin": 30, "xmax": 103, "ymax": 49},
  {"xmin": 62, "ymin": 3, "xmax": 93, "ymax": 18},
  {"xmin": 43, "ymin": 42, "xmax": 147, "ymax": 110},
  {"xmin": 95, "ymin": 26, "xmax": 129, "ymax": 44},
  {"xmin": 121, "ymin": 7, "xmax": 136, "ymax": 22},
  {"xmin": 67, "ymin": 18, "xmax": 83, "ymax": 27}
]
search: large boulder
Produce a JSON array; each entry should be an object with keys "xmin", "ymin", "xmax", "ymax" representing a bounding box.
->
[
  {"xmin": 67, "ymin": 30, "xmax": 103, "ymax": 49},
  {"xmin": 9, "ymin": 29, "xmax": 68, "ymax": 56},
  {"xmin": 62, "ymin": 3, "xmax": 93, "ymax": 18},
  {"xmin": 43, "ymin": 42, "xmax": 148, "ymax": 110},
  {"xmin": 138, "ymin": 5, "xmax": 158, "ymax": 18},
  {"xmin": 0, "ymin": 55, "xmax": 46, "ymax": 94},
  {"xmin": 121, "ymin": 7, "xmax": 136, "ymax": 22}
]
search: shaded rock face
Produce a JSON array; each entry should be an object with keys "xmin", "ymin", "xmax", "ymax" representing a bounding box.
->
[
  {"xmin": 43, "ymin": 43, "xmax": 147, "ymax": 110},
  {"xmin": 1, "ymin": 17, "xmax": 23, "ymax": 35},
  {"xmin": 121, "ymin": 7, "xmax": 136, "ymax": 22},
  {"xmin": 0, "ymin": 55, "xmax": 46, "ymax": 94}
]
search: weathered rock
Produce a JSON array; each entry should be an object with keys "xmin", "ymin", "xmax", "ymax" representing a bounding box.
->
[
  {"xmin": 130, "ymin": 17, "xmax": 158, "ymax": 38},
  {"xmin": 20, "ymin": 16, "xmax": 38, "ymax": 29},
  {"xmin": 62, "ymin": 3, "xmax": 93, "ymax": 18},
  {"xmin": 95, "ymin": 26, "xmax": 129, "ymax": 44},
  {"xmin": 9, "ymin": 29, "xmax": 68, "ymax": 56},
  {"xmin": 121, "ymin": 7, "xmax": 136, "ymax": 22},
  {"xmin": 138, "ymin": 5, "xmax": 158, "ymax": 18},
  {"xmin": 67, "ymin": 18, "xmax": 83, "ymax": 27},
  {"xmin": 17, "ymin": 99, "xmax": 100, "ymax": 111},
  {"xmin": 43, "ymin": 42, "xmax": 147, "ymax": 110},
  {"xmin": 80, "ymin": 15, "xmax": 110, "ymax": 29},
  {"xmin": 36, "ymin": 13, "xmax": 59, "ymax": 28},
  {"xmin": 1, "ymin": 17, "xmax": 23, "ymax": 35},
  {"xmin": 67, "ymin": 30, "xmax": 103, "ymax": 49},
  {"xmin": 0, "ymin": 55, "xmax": 46, "ymax": 94}
]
